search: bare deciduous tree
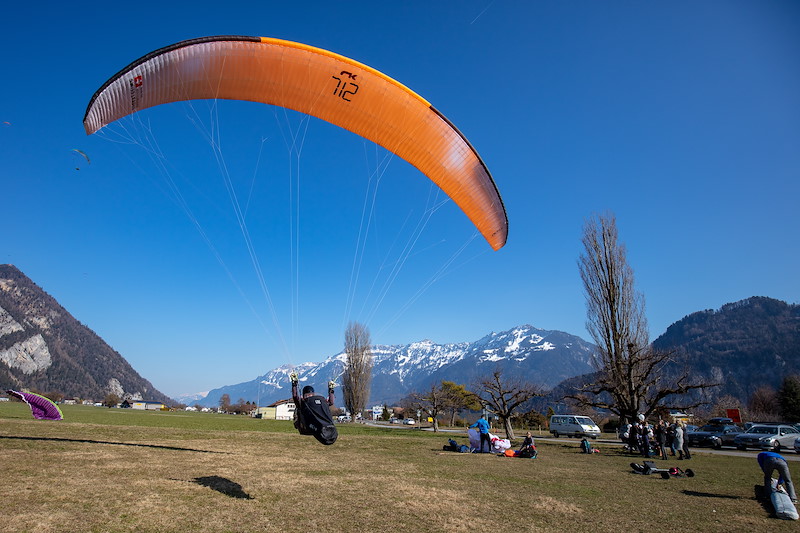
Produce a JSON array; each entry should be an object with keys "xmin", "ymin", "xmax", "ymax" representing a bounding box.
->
[
  {"xmin": 749, "ymin": 385, "xmax": 779, "ymax": 421},
  {"xmin": 472, "ymin": 369, "xmax": 541, "ymax": 439},
  {"xmin": 570, "ymin": 212, "xmax": 714, "ymax": 423},
  {"xmin": 342, "ymin": 321, "xmax": 373, "ymax": 421},
  {"xmin": 409, "ymin": 383, "xmax": 448, "ymax": 432},
  {"xmin": 219, "ymin": 393, "xmax": 231, "ymax": 413}
]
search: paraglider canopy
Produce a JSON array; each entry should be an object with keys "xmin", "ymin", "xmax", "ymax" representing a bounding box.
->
[
  {"xmin": 7, "ymin": 390, "xmax": 63, "ymax": 420},
  {"xmin": 83, "ymin": 35, "xmax": 508, "ymax": 250},
  {"xmin": 72, "ymin": 149, "xmax": 90, "ymax": 170}
]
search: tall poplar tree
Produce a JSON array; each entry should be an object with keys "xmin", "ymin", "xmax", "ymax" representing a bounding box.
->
[
  {"xmin": 342, "ymin": 321, "xmax": 373, "ymax": 420},
  {"xmin": 570, "ymin": 212, "xmax": 712, "ymax": 423}
]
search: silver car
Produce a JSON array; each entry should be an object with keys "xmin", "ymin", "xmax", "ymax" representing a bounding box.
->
[{"xmin": 734, "ymin": 424, "xmax": 800, "ymax": 451}]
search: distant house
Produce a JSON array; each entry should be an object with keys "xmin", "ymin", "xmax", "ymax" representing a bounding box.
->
[
  {"xmin": 120, "ymin": 400, "xmax": 167, "ymax": 411},
  {"xmin": 254, "ymin": 399, "xmax": 295, "ymax": 420},
  {"xmin": 669, "ymin": 410, "xmax": 693, "ymax": 423}
]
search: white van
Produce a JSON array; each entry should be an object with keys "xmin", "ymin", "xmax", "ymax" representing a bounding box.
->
[{"xmin": 549, "ymin": 415, "xmax": 601, "ymax": 438}]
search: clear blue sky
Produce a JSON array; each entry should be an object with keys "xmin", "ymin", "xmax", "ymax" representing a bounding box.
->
[{"xmin": 2, "ymin": 1, "xmax": 798, "ymax": 398}]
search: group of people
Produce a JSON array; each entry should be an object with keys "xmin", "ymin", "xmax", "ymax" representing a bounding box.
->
[
  {"xmin": 623, "ymin": 415, "xmax": 691, "ymax": 460},
  {"xmin": 292, "ymin": 385, "xmax": 800, "ymax": 518},
  {"xmin": 468, "ymin": 416, "xmax": 537, "ymax": 457}
]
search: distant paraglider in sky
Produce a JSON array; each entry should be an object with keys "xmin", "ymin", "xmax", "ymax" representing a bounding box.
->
[
  {"xmin": 83, "ymin": 35, "xmax": 507, "ymax": 250},
  {"xmin": 71, "ymin": 148, "xmax": 90, "ymax": 170},
  {"xmin": 6, "ymin": 390, "xmax": 64, "ymax": 420}
]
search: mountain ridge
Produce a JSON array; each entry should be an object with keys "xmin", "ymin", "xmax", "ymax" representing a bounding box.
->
[
  {"xmin": 652, "ymin": 296, "xmax": 800, "ymax": 401},
  {"xmin": 0, "ymin": 264, "xmax": 171, "ymax": 403},
  {"xmin": 184, "ymin": 324, "xmax": 597, "ymax": 407}
]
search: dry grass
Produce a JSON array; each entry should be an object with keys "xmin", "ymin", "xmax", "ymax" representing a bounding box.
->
[{"xmin": 0, "ymin": 404, "xmax": 797, "ymax": 532}]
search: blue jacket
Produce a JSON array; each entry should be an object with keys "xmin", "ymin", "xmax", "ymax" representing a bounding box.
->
[
  {"xmin": 470, "ymin": 418, "xmax": 490, "ymax": 434},
  {"xmin": 758, "ymin": 451, "xmax": 788, "ymax": 483},
  {"xmin": 759, "ymin": 451, "xmax": 786, "ymax": 466}
]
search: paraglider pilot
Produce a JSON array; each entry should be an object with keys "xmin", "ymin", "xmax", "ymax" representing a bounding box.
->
[{"xmin": 290, "ymin": 373, "xmax": 338, "ymax": 445}]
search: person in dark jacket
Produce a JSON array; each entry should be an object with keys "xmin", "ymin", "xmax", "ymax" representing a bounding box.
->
[
  {"xmin": 680, "ymin": 421, "xmax": 692, "ymax": 459},
  {"xmin": 655, "ymin": 420, "xmax": 669, "ymax": 460},
  {"xmin": 666, "ymin": 423, "xmax": 676, "ymax": 456},
  {"xmin": 627, "ymin": 422, "xmax": 639, "ymax": 454},
  {"xmin": 638, "ymin": 416, "xmax": 651, "ymax": 458},
  {"xmin": 517, "ymin": 431, "xmax": 537, "ymax": 458},
  {"xmin": 759, "ymin": 451, "xmax": 797, "ymax": 502},
  {"xmin": 519, "ymin": 431, "xmax": 535, "ymax": 451},
  {"xmin": 290, "ymin": 372, "xmax": 338, "ymax": 445}
]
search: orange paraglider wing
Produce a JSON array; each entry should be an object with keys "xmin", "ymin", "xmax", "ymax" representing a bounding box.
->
[{"xmin": 83, "ymin": 36, "xmax": 507, "ymax": 250}]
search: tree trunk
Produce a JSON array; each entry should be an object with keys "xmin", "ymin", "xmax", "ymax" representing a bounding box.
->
[{"xmin": 503, "ymin": 417, "xmax": 514, "ymax": 440}]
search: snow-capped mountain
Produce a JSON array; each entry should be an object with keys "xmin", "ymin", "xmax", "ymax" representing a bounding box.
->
[
  {"xmin": 186, "ymin": 325, "xmax": 596, "ymax": 408},
  {"xmin": 172, "ymin": 391, "xmax": 210, "ymax": 405}
]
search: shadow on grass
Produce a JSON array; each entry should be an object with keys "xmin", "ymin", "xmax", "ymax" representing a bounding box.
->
[
  {"xmin": 682, "ymin": 490, "xmax": 743, "ymax": 500},
  {"xmin": 0, "ymin": 435, "xmax": 226, "ymax": 454},
  {"xmin": 190, "ymin": 476, "xmax": 254, "ymax": 499},
  {"xmin": 753, "ymin": 484, "xmax": 775, "ymax": 515}
]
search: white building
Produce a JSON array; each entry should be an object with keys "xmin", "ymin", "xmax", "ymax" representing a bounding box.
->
[
  {"xmin": 253, "ymin": 399, "xmax": 296, "ymax": 420},
  {"xmin": 123, "ymin": 400, "xmax": 167, "ymax": 410}
]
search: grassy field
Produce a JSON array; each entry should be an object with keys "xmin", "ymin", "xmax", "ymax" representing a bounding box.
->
[{"xmin": 0, "ymin": 404, "xmax": 796, "ymax": 533}]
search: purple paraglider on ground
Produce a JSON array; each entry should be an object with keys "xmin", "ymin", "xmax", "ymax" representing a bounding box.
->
[{"xmin": 7, "ymin": 390, "xmax": 64, "ymax": 420}]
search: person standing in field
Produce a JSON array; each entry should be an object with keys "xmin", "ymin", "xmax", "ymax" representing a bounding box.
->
[
  {"xmin": 637, "ymin": 415, "xmax": 651, "ymax": 458},
  {"xmin": 672, "ymin": 422, "xmax": 685, "ymax": 460},
  {"xmin": 627, "ymin": 422, "xmax": 639, "ymax": 453},
  {"xmin": 666, "ymin": 422, "xmax": 676, "ymax": 456},
  {"xmin": 655, "ymin": 420, "xmax": 669, "ymax": 460},
  {"xmin": 470, "ymin": 415, "xmax": 491, "ymax": 453},
  {"xmin": 680, "ymin": 421, "xmax": 692, "ymax": 459}
]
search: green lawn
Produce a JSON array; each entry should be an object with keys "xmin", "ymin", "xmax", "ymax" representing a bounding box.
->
[{"xmin": 0, "ymin": 403, "xmax": 795, "ymax": 532}]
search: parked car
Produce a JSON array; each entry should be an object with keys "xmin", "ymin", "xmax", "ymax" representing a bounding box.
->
[
  {"xmin": 403, "ymin": 418, "xmax": 416, "ymax": 425},
  {"xmin": 734, "ymin": 424, "xmax": 800, "ymax": 451},
  {"xmin": 686, "ymin": 423, "xmax": 743, "ymax": 449},
  {"xmin": 549, "ymin": 415, "xmax": 601, "ymax": 439},
  {"xmin": 706, "ymin": 417, "xmax": 734, "ymax": 425},
  {"xmin": 793, "ymin": 436, "xmax": 800, "ymax": 454}
]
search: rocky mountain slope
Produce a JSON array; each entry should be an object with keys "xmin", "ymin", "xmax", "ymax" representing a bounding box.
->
[
  {"xmin": 0, "ymin": 264, "xmax": 170, "ymax": 403},
  {"xmin": 652, "ymin": 296, "xmax": 800, "ymax": 401}
]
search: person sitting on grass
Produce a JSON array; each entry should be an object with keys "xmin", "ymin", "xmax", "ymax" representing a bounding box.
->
[
  {"xmin": 290, "ymin": 372, "xmax": 338, "ymax": 445},
  {"xmin": 517, "ymin": 431, "xmax": 537, "ymax": 458},
  {"xmin": 519, "ymin": 431, "xmax": 535, "ymax": 451},
  {"xmin": 580, "ymin": 437, "xmax": 593, "ymax": 454}
]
